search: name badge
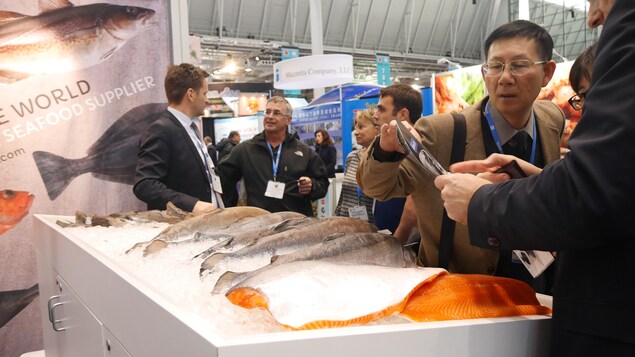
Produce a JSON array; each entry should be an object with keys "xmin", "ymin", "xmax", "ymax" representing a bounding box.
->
[
  {"xmin": 211, "ymin": 173, "xmax": 223, "ymax": 194},
  {"xmin": 513, "ymin": 250, "xmax": 555, "ymax": 278},
  {"xmin": 265, "ymin": 180, "xmax": 285, "ymax": 199},
  {"xmin": 348, "ymin": 205, "xmax": 369, "ymax": 221}
]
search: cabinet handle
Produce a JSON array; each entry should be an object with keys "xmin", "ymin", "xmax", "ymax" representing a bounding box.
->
[
  {"xmin": 49, "ymin": 299, "xmax": 67, "ymax": 332},
  {"xmin": 47, "ymin": 295, "xmax": 60, "ymax": 323}
]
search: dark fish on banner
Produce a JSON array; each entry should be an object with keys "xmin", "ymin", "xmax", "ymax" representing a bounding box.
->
[
  {"xmin": 0, "ymin": 0, "xmax": 156, "ymax": 83},
  {"xmin": 0, "ymin": 283, "xmax": 38, "ymax": 329},
  {"xmin": 0, "ymin": 189, "xmax": 34, "ymax": 235},
  {"xmin": 33, "ymin": 103, "xmax": 166, "ymax": 200}
]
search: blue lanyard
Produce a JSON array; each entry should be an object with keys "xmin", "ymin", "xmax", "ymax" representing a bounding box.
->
[
  {"xmin": 266, "ymin": 142, "xmax": 283, "ymax": 181},
  {"xmin": 484, "ymin": 102, "xmax": 537, "ymax": 165},
  {"xmin": 357, "ymin": 185, "xmax": 362, "ymax": 205}
]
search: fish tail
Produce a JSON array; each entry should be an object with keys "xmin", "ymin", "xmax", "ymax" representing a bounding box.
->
[
  {"xmin": 200, "ymin": 253, "xmax": 225, "ymax": 274},
  {"xmin": 32, "ymin": 151, "xmax": 85, "ymax": 200},
  {"xmin": 212, "ymin": 271, "xmax": 239, "ymax": 294},
  {"xmin": 143, "ymin": 240, "xmax": 168, "ymax": 256},
  {"xmin": 125, "ymin": 242, "xmax": 146, "ymax": 254},
  {"xmin": 0, "ymin": 283, "xmax": 39, "ymax": 329},
  {"xmin": 192, "ymin": 244, "xmax": 219, "ymax": 260}
]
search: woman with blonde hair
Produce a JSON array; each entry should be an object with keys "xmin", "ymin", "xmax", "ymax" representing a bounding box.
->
[{"xmin": 334, "ymin": 108, "xmax": 378, "ymax": 222}]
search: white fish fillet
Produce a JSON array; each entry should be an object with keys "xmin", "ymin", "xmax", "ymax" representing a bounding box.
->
[{"xmin": 226, "ymin": 261, "xmax": 446, "ymax": 329}]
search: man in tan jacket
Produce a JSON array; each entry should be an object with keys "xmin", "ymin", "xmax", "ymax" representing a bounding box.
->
[{"xmin": 358, "ymin": 20, "xmax": 564, "ymax": 292}]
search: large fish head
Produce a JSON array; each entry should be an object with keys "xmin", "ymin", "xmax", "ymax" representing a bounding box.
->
[
  {"xmin": 0, "ymin": 190, "xmax": 35, "ymax": 226},
  {"xmin": 99, "ymin": 5, "xmax": 156, "ymax": 40}
]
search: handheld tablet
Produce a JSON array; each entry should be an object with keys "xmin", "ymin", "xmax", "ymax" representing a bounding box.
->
[{"xmin": 395, "ymin": 120, "xmax": 447, "ymax": 177}]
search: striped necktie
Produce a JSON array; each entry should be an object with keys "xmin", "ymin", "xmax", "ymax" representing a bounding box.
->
[{"xmin": 190, "ymin": 121, "xmax": 224, "ymax": 208}]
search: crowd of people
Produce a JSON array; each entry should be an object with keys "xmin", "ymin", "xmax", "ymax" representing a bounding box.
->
[{"xmin": 133, "ymin": 1, "xmax": 633, "ymax": 354}]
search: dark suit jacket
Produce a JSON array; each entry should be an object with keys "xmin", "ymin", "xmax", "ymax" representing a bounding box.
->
[
  {"xmin": 207, "ymin": 145, "xmax": 218, "ymax": 167},
  {"xmin": 468, "ymin": 2, "xmax": 635, "ymax": 353},
  {"xmin": 133, "ymin": 110, "xmax": 213, "ymax": 211}
]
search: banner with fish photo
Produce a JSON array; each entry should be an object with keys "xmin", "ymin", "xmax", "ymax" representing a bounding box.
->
[{"xmin": 0, "ymin": 0, "xmax": 172, "ymax": 354}]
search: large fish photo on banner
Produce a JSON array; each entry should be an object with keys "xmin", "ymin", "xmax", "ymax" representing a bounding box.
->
[
  {"xmin": 0, "ymin": 0, "xmax": 171, "ymax": 354},
  {"xmin": 0, "ymin": 0, "xmax": 157, "ymax": 83},
  {"xmin": 33, "ymin": 102, "xmax": 167, "ymax": 200}
]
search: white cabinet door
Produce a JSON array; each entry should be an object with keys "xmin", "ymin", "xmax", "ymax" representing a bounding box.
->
[
  {"xmin": 37, "ymin": 256, "xmax": 105, "ymax": 357},
  {"xmin": 103, "ymin": 327, "xmax": 132, "ymax": 357}
]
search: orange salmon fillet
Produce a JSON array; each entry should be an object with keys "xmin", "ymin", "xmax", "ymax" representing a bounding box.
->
[{"xmin": 401, "ymin": 274, "xmax": 552, "ymax": 322}]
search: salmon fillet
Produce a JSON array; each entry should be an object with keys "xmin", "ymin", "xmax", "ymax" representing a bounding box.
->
[{"xmin": 401, "ymin": 274, "xmax": 552, "ymax": 322}]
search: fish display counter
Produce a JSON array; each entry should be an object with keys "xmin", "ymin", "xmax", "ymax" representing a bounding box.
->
[{"xmin": 33, "ymin": 214, "xmax": 552, "ymax": 357}]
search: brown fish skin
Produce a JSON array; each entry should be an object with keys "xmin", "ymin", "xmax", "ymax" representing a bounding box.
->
[
  {"xmin": 0, "ymin": 189, "xmax": 34, "ymax": 235},
  {"xmin": 213, "ymin": 232, "xmax": 416, "ymax": 294},
  {"xmin": 126, "ymin": 206, "xmax": 269, "ymax": 254},
  {"xmin": 56, "ymin": 202, "xmax": 192, "ymax": 229},
  {"xmin": 0, "ymin": 3, "xmax": 156, "ymax": 82},
  {"xmin": 200, "ymin": 217, "xmax": 378, "ymax": 275}
]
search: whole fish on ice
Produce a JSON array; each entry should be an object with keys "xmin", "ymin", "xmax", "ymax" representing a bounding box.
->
[
  {"xmin": 200, "ymin": 217, "xmax": 377, "ymax": 276},
  {"xmin": 0, "ymin": 0, "xmax": 156, "ymax": 83},
  {"xmin": 193, "ymin": 216, "xmax": 319, "ymax": 259},
  {"xmin": 143, "ymin": 211, "xmax": 306, "ymax": 256},
  {"xmin": 127, "ymin": 206, "xmax": 270, "ymax": 254},
  {"xmin": 0, "ymin": 189, "xmax": 35, "ymax": 235},
  {"xmin": 213, "ymin": 232, "xmax": 418, "ymax": 294},
  {"xmin": 33, "ymin": 102, "xmax": 167, "ymax": 200}
]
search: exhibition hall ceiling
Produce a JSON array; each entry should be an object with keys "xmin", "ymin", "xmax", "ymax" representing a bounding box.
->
[{"xmin": 188, "ymin": 0, "xmax": 598, "ymax": 86}]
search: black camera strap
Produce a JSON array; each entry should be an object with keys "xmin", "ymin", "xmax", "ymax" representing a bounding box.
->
[{"xmin": 438, "ymin": 113, "xmax": 466, "ymax": 270}]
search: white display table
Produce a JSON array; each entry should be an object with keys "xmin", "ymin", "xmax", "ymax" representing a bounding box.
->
[{"xmin": 33, "ymin": 214, "xmax": 552, "ymax": 357}]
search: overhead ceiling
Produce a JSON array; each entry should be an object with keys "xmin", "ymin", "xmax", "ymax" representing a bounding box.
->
[{"xmin": 187, "ymin": 0, "xmax": 598, "ymax": 89}]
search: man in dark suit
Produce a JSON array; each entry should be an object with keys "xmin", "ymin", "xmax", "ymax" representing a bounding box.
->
[
  {"xmin": 134, "ymin": 64, "xmax": 221, "ymax": 214},
  {"xmin": 435, "ymin": 1, "xmax": 635, "ymax": 355}
]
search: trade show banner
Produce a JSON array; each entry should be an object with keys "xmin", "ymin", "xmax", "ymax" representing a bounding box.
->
[
  {"xmin": 291, "ymin": 103, "xmax": 343, "ymax": 167},
  {"xmin": 536, "ymin": 61, "xmax": 579, "ymax": 145},
  {"xmin": 281, "ymin": 46, "xmax": 301, "ymax": 96},
  {"xmin": 213, "ymin": 115, "xmax": 261, "ymax": 144},
  {"xmin": 433, "ymin": 64, "xmax": 485, "ymax": 114},
  {"xmin": 376, "ymin": 54, "xmax": 391, "ymax": 86},
  {"xmin": 0, "ymin": 0, "xmax": 171, "ymax": 354},
  {"xmin": 274, "ymin": 54, "xmax": 354, "ymax": 90}
]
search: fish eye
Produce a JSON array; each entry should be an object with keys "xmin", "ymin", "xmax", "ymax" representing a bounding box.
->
[
  {"xmin": 126, "ymin": 7, "xmax": 139, "ymax": 16},
  {"xmin": 2, "ymin": 190, "xmax": 15, "ymax": 199}
]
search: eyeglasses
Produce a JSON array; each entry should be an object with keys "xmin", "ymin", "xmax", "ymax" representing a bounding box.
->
[
  {"xmin": 264, "ymin": 109, "xmax": 289, "ymax": 117},
  {"xmin": 482, "ymin": 60, "xmax": 547, "ymax": 77},
  {"xmin": 568, "ymin": 91, "xmax": 586, "ymax": 111}
]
